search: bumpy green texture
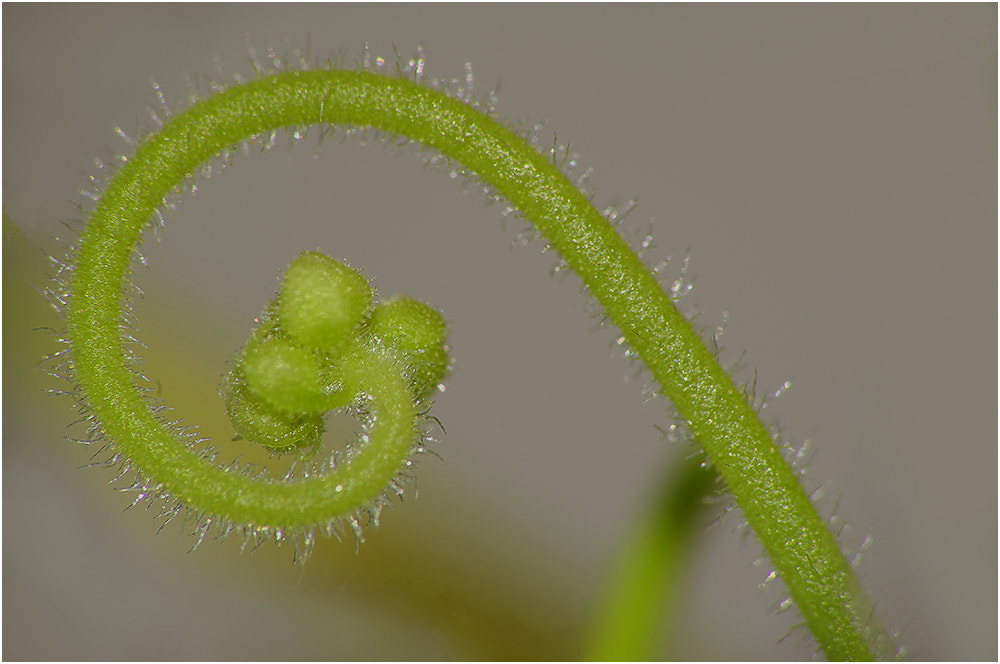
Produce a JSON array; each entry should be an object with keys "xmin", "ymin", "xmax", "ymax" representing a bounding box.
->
[
  {"xmin": 65, "ymin": 68, "xmax": 891, "ymax": 658},
  {"xmin": 225, "ymin": 250, "xmax": 449, "ymax": 456}
]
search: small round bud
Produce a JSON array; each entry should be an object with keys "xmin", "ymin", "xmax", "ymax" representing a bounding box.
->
[
  {"xmin": 225, "ymin": 383, "xmax": 324, "ymax": 452},
  {"xmin": 279, "ymin": 251, "xmax": 372, "ymax": 353},
  {"xmin": 242, "ymin": 337, "xmax": 330, "ymax": 415},
  {"xmin": 366, "ymin": 297, "xmax": 450, "ymax": 399}
]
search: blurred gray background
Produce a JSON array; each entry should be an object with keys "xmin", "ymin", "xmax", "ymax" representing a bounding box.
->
[{"xmin": 4, "ymin": 4, "xmax": 995, "ymax": 660}]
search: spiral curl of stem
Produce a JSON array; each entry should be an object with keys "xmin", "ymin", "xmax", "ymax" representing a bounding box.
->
[{"xmin": 63, "ymin": 60, "xmax": 892, "ymax": 658}]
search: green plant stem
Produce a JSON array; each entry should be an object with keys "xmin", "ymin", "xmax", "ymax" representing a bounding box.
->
[
  {"xmin": 68, "ymin": 68, "xmax": 892, "ymax": 658},
  {"xmin": 585, "ymin": 453, "xmax": 718, "ymax": 661}
]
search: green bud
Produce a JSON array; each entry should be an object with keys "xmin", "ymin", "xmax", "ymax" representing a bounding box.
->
[
  {"xmin": 242, "ymin": 337, "xmax": 330, "ymax": 415},
  {"xmin": 279, "ymin": 251, "xmax": 372, "ymax": 353},
  {"xmin": 366, "ymin": 297, "xmax": 450, "ymax": 399},
  {"xmin": 225, "ymin": 382, "xmax": 324, "ymax": 452}
]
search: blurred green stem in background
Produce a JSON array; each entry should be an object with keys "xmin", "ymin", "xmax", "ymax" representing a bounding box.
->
[{"xmin": 586, "ymin": 451, "xmax": 719, "ymax": 661}]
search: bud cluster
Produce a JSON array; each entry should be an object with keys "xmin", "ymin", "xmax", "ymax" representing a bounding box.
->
[{"xmin": 225, "ymin": 250, "xmax": 449, "ymax": 453}]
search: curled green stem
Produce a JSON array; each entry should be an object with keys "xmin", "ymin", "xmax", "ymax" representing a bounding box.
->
[{"xmin": 67, "ymin": 67, "xmax": 892, "ymax": 657}]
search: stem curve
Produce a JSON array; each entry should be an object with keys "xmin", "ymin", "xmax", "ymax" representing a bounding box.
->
[{"xmin": 66, "ymin": 67, "xmax": 892, "ymax": 658}]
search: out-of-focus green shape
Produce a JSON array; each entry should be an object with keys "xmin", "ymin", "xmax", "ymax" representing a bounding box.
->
[{"xmin": 586, "ymin": 450, "xmax": 719, "ymax": 661}]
